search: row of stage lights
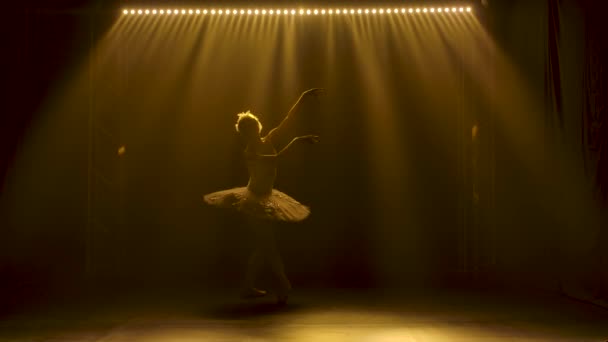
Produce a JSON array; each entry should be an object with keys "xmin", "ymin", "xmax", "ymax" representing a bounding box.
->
[{"xmin": 122, "ymin": 7, "xmax": 473, "ymax": 16}]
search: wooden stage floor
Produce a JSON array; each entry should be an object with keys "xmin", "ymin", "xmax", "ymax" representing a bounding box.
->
[{"xmin": 1, "ymin": 288, "xmax": 607, "ymax": 341}]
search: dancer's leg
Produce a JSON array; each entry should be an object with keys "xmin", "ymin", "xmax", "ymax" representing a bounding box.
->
[
  {"xmin": 256, "ymin": 223, "xmax": 291, "ymax": 301},
  {"xmin": 243, "ymin": 249, "xmax": 263, "ymax": 289},
  {"xmin": 242, "ymin": 218, "xmax": 268, "ymax": 298}
]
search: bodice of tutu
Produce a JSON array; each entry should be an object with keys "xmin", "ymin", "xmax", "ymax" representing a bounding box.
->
[{"xmin": 245, "ymin": 140, "xmax": 277, "ymax": 196}]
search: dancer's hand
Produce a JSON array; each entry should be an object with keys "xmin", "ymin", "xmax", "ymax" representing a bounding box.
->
[
  {"xmin": 301, "ymin": 88, "xmax": 325, "ymax": 98},
  {"xmin": 299, "ymin": 135, "xmax": 320, "ymax": 144}
]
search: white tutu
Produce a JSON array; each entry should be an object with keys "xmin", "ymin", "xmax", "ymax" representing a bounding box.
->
[{"xmin": 203, "ymin": 186, "xmax": 310, "ymax": 222}]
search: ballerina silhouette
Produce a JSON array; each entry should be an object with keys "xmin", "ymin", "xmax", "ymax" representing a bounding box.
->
[{"xmin": 203, "ymin": 88, "xmax": 324, "ymax": 305}]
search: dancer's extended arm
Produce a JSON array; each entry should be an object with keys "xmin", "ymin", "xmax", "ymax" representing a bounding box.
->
[
  {"xmin": 263, "ymin": 88, "xmax": 324, "ymax": 143},
  {"xmin": 247, "ymin": 135, "xmax": 320, "ymax": 162}
]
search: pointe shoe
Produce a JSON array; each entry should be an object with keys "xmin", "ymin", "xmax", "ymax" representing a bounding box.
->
[{"xmin": 240, "ymin": 287, "xmax": 268, "ymax": 299}]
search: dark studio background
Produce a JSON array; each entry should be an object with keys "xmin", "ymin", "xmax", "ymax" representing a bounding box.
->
[{"xmin": 1, "ymin": 0, "xmax": 607, "ymax": 313}]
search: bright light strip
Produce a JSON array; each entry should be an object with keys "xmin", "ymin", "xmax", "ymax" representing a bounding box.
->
[{"xmin": 121, "ymin": 6, "xmax": 474, "ymax": 16}]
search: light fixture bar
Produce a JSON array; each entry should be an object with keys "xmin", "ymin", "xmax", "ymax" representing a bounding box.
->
[{"xmin": 121, "ymin": 6, "xmax": 473, "ymax": 16}]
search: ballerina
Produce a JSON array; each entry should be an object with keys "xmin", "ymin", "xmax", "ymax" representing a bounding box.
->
[{"xmin": 203, "ymin": 88, "xmax": 324, "ymax": 305}]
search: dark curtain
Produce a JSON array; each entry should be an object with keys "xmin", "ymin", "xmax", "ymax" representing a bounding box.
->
[
  {"xmin": 546, "ymin": 0, "xmax": 608, "ymax": 306},
  {"xmin": 545, "ymin": 0, "xmax": 564, "ymax": 135},
  {"xmin": 580, "ymin": 1, "xmax": 608, "ymax": 304}
]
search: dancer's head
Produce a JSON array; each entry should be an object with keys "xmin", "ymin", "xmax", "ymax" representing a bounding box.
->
[{"xmin": 235, "ymin": 111, "xmax": 262, "ymax": 142}]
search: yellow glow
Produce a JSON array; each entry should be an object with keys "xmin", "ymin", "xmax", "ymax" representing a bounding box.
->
[
  {"xmin": 322, "ymin": 9, "xmax": 326, "ymax": 14},
  {"xmin": 365, "ymin": 9, "xmax": 369, "ymax": 14},
  {"xmin": 452, "ymin": 7, "xmax": 457, "ymax": 12},
  {"xmin": 416, "ymin": 8, "xmax": 421, "ymax": 13},
  {"xmin": 254, "ymin": 9, "xmax": 259, "ymax": 15},
  {"xmin": 329, "ymin": 9, "xmax": 333, "ymax": 14},
  {"xmin": 262, "ymin": 9, "xmax": 266, "ymax": 15},
  {"xmin": 445, "ymin": 7, "xmax": 450, "ymax": 12},
  {"xmin": 314, "ymin": 9, "xmax": 318, "ymax": 15},
  {"xmin": 299, "ymin": 9, "xmax": 304, "ymax": 15},
  {"xmin": 423, "ymin": 8, "xmax": 428, "ymax": 13},
  {"xmin": 379, "ymin": 8, "xmax": 384, "ymax": 14},
  {"xmin": 180, "ymin": 9, "xmax": 185, "ymax": 14},
  {"xmin": 467, "ymin": 7, "xmax": 472, "ymax": 12},
  {"xmin": 409, "ymin": 8, "xmax": 414, "ymax": 13},
  {"xmin": 123, "ymin": 9, "xmax": 128, "ymax": 15},
  {"xmin": 174, "ymin": 9, "xmax": 179, "ymax": 15},
  {"xmin": 358, "ymin": 9, "xmax": 362, "ymax": 14},
  {"xmin": 187, "ymin": 9, "xmax": 191, "ymax": 14},
  {"xmin": 430, "ymin": 8, "xmax": 435, "ymax": 13},
  {"xmin": 152, "ymin": 9, "xmax": 157, "ymax": 14},
  {"xmin": 145, "ymin": 9, "xmax": 150, "ymax": 14},
  {"xmin": 336, "ymin": 9, "xmax": 341, "ymax": 14},
  {"xmin": 460, "ymin": 7, "xmax": 465, "ymax": 12},
  {"xmin": 211, "ymin": 9, "xmax": 216, "ymax": 15},
  {"xmin": 247, "ymin": 9, "xmax": 251, "ymax": 15},
  {"xmin": 291, "ymin": 9, "xmax": 295, "ymax": 15},
  {"xmin": 372, "ymin": 9, "xmax": 376, "ymax": 14},
  {"xmin": 438, "ymin": 8, "xmax": 443, "ymax": 12},
  {"xmin": 117, "ymin": 146, "xmax": 126, "ymax": 156},
  {"xmin": 269, "ymin": 9, "xmax": 274, "ymax": 15},
  {"xmin": 350, "ymin": 9, "xmax": 355, "ymax": 14},
  {"xmin": 306, "ymin": 9, "xmax": 311, "ymax": 15},
  {"xmin": 284, "ymin": 9, "xmax": 289, "ymax": 14},
  {"xmin": 130, "ymin": 9, "xmax": 135, "ymax": 14},
  {"xmin": 233, "ymin": 9, "xmax": 237, "ymax": 14},
  {"xmin": 401, "ymin": 8, "xmax": 405, "ymax": 13},
  {"xmin": 343, "ymin": 8, "xmax": 348, "ymax": 14},
  {"xmin": 137, "ymin": 9, "xmax": 142, "ymax": 15},
  {"xmin": 388, "ymin": 9, "xmax": 393, "ymax": 13},
  {"xmin": 160, "ymin": 9, "xmax": 164, "ymax": 14},
  {"xmin": 203, "ymin": 9, "xmax": 208, "ymax": 14},
  {"xmin": 395, "ymin": 8, "xmax": 399, "ymax": 13}
]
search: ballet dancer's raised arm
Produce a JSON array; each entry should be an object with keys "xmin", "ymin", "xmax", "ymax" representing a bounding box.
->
[
  {"xmin": 246, "ymin": 135, "xmax": 320, "ymax": 162},
  {"xmin": 263, "ymin": 88, "xmax": 325, "ymax": 144}
]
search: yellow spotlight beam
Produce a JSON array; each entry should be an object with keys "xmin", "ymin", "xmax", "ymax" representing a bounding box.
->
[{"xmin": 122, "ymin": 6, "xmax": 474, "ymax": 16}]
